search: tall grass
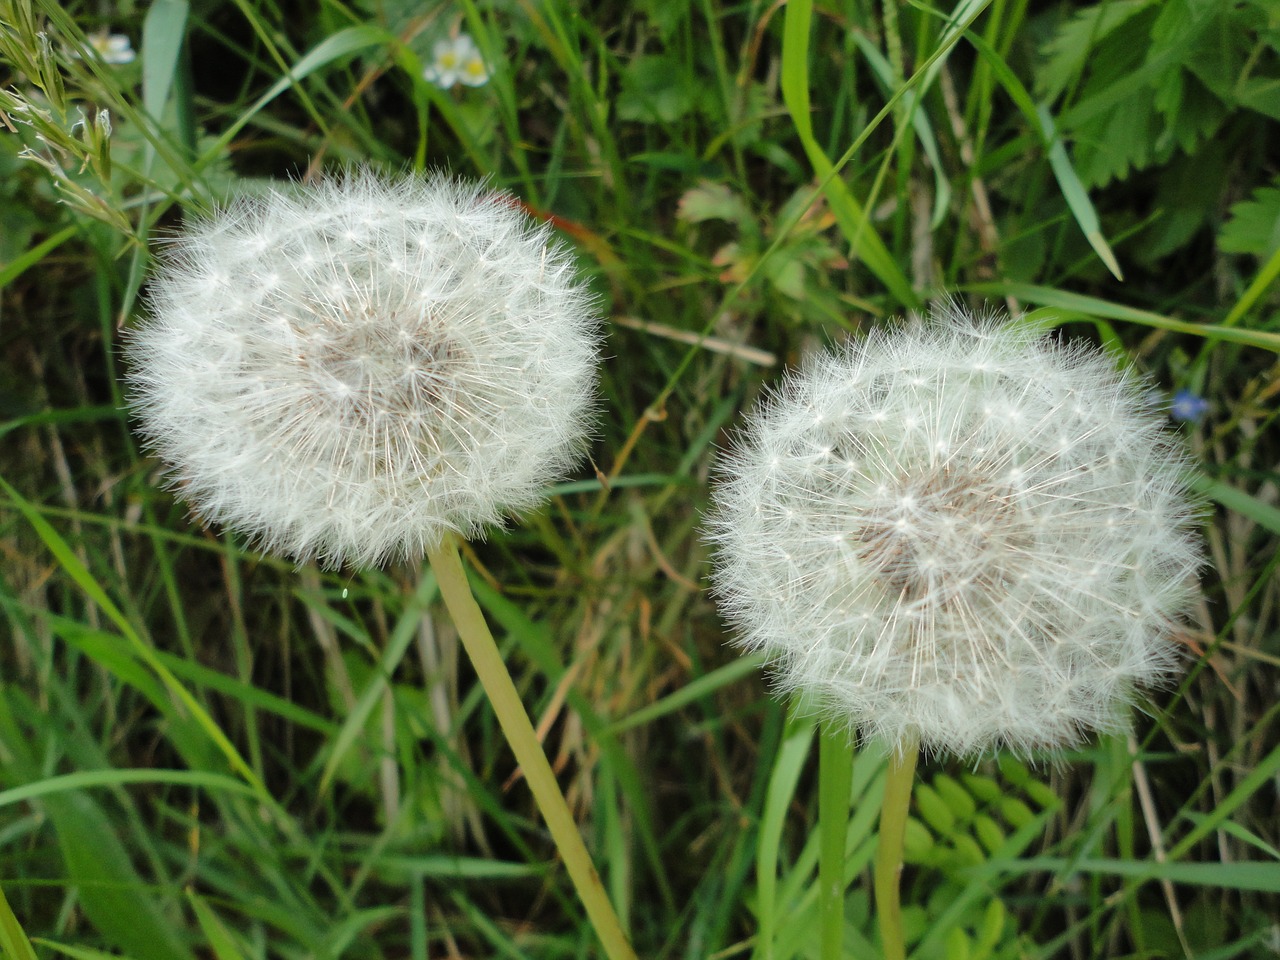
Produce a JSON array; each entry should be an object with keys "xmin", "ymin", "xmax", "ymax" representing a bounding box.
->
[{"xmin": 2, "ymin": 0, "xmax": 1278, "ymax": 957}]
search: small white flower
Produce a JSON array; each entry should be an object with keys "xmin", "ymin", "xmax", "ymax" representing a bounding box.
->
[
  {"xmin": 705, "ymin": 304, "xmax": 1203, "ymax": 757},
  {"xmin": 85, "ymin": 30, "xmax": 135, "ymax": 65},
  {"xmin": 423, "ymin": 34, "xmax": 490, "ymax": 89},
  {"xmin": 126, "ymin": 170, "xmax": 598, "ymax": 569}
]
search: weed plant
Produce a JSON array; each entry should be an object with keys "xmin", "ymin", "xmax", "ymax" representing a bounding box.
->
[{"xmin": 1, "ymin": 0, "xmax": 1278, "ymax": 958}]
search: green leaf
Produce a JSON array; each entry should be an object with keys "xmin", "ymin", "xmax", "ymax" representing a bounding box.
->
[
  {"xmin": 965, "ymin": 282, "xmax": 1280, "ymax": 353},
  {"xmin": 604, "ymin": 654, "xmax": 764, "ymax": 736},
  {"xmin": 0, "ymin": 769, "xmax": 255, "ymax": 809},
  {"xmin": 966, "ymin": 31, "xmax": 1122, "ymax": 277},
  {"xmin": 960, "ymin": 774, "xmax": 1000, "ymax": 804},
  {"xmin": 1004, "ymin": 857, "xmax": 1280, "ymax": 893},
  {"xmin": 779, "ymin": 0, "xmax": 920, "ymax": 309},
  {"xmin": 1181, "ymin": 813, "xmax": 1280, "ymax": 861},
  {"xmin": 972, "ymin": 815, "xmax": 1005, "ymax": 855},
  {"xmin": 0, "ymin": 225, "xmax": 78, "ymax": 290},
  {"xmin": 616, "ymin": 55, "xmax": 694, "ymax": 123},
  {"xmin": 1219, "ymin": 180, "xmax": 1280, "ymax": 257},
  {"xmin": 1036, "ymin": 104, "xmax": 1123, "ymax": 279},
  {"xmin": 0, "ymin": 476, "xmax": 268, "ymax": 797},
  {"xmin": 997, "ymin": 797, "xmax": 1034, "ymax": 830},
  {"xmin": 44, "ymin": 791, "xmax": 195, "ymax": 960},
  {"xmin": 676, "ymin": 182, "xmax": 751, "ymax": 226},
  {"xmin": 915, "ymin": 783, "xmax": 957, "ymax": 835},
  {"xmin": 1036, "ymin": 0, "xmax": 1149, "ymax": 101},
  {"xmin": 0, "ymin": 884, "xmax": 38, "ymax": 960},
  {"xmin": 754, "ymin": 714, "xmax": 816, "ymax": 956},
  {"xmin": 187, "ymin": 894, "xmax": 249, "ymax": 960},
  {"xmin": 945, "ymin": 927, "xmax": 970, "ymax": 960},
  {"xmin": 931, "ymin": 774, "xmax": 976, "ymax": 822},
  {"xmin": 1193, "ymin": 476, "xmax": 1280, "ymax": 535},
  {"xmin": 949, "ymin": 834, "xmax": 987, "ymax": 869},
  {"xmin": 976, "ymin": 899, "xmax": 1004, "ymax": 953},
  {"xmin": 903, "ymin": 816, "xmax": 934, "ymax": 862},
  {"xmin": 198, "ymin": 26, "xmax": 393, "ymax": 173},
  {"xmin": 848, "ymin": 33, "xmax": 951, "ymax": 229},
  {"xmin": 141, "ymin": 0, "xmax": 188, "ymax": 121},
  {"xmin": 318, "ymin": 573, "xmax": 436, "ymax": 794}
]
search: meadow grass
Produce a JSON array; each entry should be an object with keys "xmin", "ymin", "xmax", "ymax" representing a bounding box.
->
[{"xmin": 1, "ymin": 0, "xmax": 1278, "ymax": 957}]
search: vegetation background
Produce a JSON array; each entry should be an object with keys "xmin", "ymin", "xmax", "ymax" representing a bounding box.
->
[{"xmin": 1, "ymin": 0, "xmax": 1278, "ymax": 957}]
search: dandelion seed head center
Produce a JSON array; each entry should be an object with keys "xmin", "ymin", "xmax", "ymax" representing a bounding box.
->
[
  {"xmin": 840, "ymin": 461, "xmax": 1026, "ymax": 602},
  {"xmin": 308, "ymin": 316, "xmax": 464, "ymax": 420}
]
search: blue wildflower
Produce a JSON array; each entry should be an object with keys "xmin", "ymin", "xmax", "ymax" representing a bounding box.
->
[{"xmin": 1170, "ymin": 389, "xmax": 1209, "ymax": 424}]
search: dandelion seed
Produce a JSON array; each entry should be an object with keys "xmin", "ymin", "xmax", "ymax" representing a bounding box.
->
[
  {"xmin": 705, "ymin": 303, "xmax": 1203, "ymax": 757},
  {"xmin": 125, "ymin": 170, "xmax": 598, "ymax": 569}
]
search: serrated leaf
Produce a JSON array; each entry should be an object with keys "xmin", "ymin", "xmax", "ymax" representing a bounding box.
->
[
  {"xmin": 1154, "ymin": 71, "xmax": 1224, "ymax": 157},
  {"xmin": 1219, "ymin": 181, "xmax": 1280, "ymax": 257},
  {"xmin": 1037, "ymin": 0, "xmax": 1149, "ymax": 101},
  {"xmin": 1081, "ymin": 91, "xmax": 1157, "ymax": 187}
]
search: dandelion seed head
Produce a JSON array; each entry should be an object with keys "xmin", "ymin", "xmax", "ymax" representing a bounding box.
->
[
  {"xmin": 126, "ymin": 170, "xmax": 598, "ymax": 568},
  {"xmin": 705, "ymin": 303, "xmax": 1203, "ymax": 756}
]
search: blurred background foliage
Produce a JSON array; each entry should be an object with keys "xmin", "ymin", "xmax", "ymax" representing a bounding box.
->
[{"xmin": 1, "ymin": 0, "xmax": 1278, "ymax": 957}]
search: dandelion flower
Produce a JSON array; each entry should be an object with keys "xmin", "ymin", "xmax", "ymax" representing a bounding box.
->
[
  {"xmin": 126, "ymin": 170, "xmax": 598, "ymax": 568},
  {"xmin": 706, "ymin": 304, "xmax": 1202, "ymax": 756},
  {"xmin": 423, "ymin": 34, "xmax": 490, "ymax": 89}
]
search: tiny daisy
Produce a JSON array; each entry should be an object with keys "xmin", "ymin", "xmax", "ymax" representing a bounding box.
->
[
  {"xmin": 423, "ymin": 34, "xmax": 490, "ymax": 89},
  {"xmin": 86, "ymin": 30, "xmax": 135, "ymax": 65}
]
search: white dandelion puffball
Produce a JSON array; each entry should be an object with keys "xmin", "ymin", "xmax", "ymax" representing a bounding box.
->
[
  {"xmin": 126, "ymin": 171, "xmax": 599, "ymax": 568},
  {"xmin": 706, "ymin": 305, "xmax": 1202, "ymax": 756}
]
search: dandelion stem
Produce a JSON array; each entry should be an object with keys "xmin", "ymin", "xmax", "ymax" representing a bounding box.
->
[
  {"xmin": 426, "ymin": 534, "xmax": 638, "ymax": 960},
  {"xmin": 875, "ymin": 736, "xmax": 919, "ymax": 960},
  {"xmin": 818, "ymin": 725, "xmax": 854, "ymax": 960}
]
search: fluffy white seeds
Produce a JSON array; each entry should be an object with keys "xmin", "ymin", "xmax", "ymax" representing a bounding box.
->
[
  {"xmin": 706, "ymin": 305, "xmax": 1202, "ymax": 756},
  {"xmin": 126, "ymin": 171, "xmax": 598, "ymax": 568}
]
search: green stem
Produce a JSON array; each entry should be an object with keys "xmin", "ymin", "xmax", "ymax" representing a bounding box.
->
[
  {"xmin": 875, "ymin": 736, "xmax": 919, "ymax": 960},
  {"xmin": 426, "ymin": 535, "xmax": 638, "ymax": 960},
  {"xmin": 818, "ymin": 725, "xmax": 854, "ymax": 960}
]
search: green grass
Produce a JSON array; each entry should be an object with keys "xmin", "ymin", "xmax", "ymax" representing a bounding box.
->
[{"xmin": 2, "ymin": 0, "xmax": 1279, "ymax": 957}]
